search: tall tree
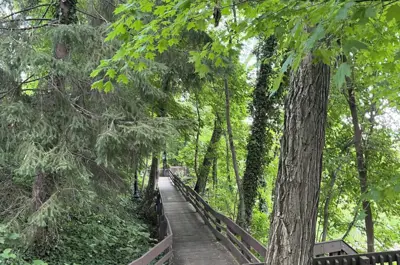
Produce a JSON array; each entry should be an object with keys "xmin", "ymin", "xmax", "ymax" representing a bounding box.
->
[
  {"xmin": 224, "ymin": 78, "xmax": 245, "ymax": 225},
  {"xmin": 265, "ymin": 53, "xmax": 330, "ymax": 265},
  {"xmin": 194, "ymin": 116, "xmax": 222, "ymax": 193},
  {"xmin": 346, "ymin": 76, "xmax": 375, "ymax": 252},
  {"xmin": 242, "ymin": 35, "xmax": 277, "ymax": 229}
]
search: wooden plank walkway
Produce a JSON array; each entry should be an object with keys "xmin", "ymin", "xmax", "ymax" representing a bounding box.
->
[{"xmin": 158, "ymin": 176, "xmax": 238, "ymax": 265}]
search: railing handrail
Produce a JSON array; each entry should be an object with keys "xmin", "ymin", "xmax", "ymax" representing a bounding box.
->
[
  {"xmin": 168, "ymin": 169, "xmax": 266, "ymax": 264},
  {"xmin": 313, "ymin": 250, "xmax": 400, "ymax": 265},
  {"xmin": 128, "ymin": 188, "xmax": 173, "ymax": 265},
  {"xmin": 167, "ymin": 168, "xmax": 400, "ymax": 265}
]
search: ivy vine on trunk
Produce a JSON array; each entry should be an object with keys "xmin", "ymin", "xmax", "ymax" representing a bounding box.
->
[{"xmin": 242, "ymin": 35, "xmax": 277, "ymax": 229}]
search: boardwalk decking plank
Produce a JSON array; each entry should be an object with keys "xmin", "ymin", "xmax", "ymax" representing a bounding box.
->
[{"xmin": 159, "ymin": 177, "xmax": 238, "ymax": 265}]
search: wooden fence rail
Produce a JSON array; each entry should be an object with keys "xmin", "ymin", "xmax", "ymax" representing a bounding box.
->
[
  {"xmin": 168, "ymin": 170, "xmax": 266, "ymax": 265},
  {"xmin": 313, "ymin": 250, "xmax": 400, "ymax": 265},
  {"xmin": 168, "ymin": 169, "xmax": 400, "ymax": 265},
  {"xmin": 128, "ymin": 191, "xmax": 173, "ymax": 265},
  {"xmin": 128, "ymin": 167, "xmax": 399, "ymax": 265}
]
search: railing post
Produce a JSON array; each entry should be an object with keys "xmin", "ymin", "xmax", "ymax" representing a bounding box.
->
[{"xmin": 216, "ymin": 218, "xmax": 221, "ymax": 232}]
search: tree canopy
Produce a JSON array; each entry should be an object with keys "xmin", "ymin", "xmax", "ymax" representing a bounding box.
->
[{"xmin": 1, "ymin": 0, "xmax": 400, "ymax": 264}]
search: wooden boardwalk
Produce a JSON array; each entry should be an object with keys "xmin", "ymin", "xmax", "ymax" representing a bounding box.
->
[{"xmin": 158, "ymin": 176, "xmax": 238, "ymax": 265}]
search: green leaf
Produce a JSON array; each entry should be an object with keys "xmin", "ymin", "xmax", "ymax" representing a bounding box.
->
[
  {"xmin": 90, "ymin": 68, "xmax": 102, "ymax": 78},
  {"xmin": 272, "ymin": 72, "xmax": 284, "ymax": 93},
  {"xmin": 365, "ymin": 6, "xmax": 376, "ymax": 18},
  {"xmin": 343, "ymin": 39, "xmax": 369, "ymax": 54},
  {"xmin": 281, "ymin": 52, "xmax": 294, "ymax": 73},
  {"xmin": 117, "ymin": 74, "xmax": 129, "ymax": 84},
  {"xmin": 197, "ymin": 63, "xmax": 209, "ymax": 78},
  {"xmin": 132, "ymin": 20, "xmax": 143, "ymax": 31},
  {"xmin": 137, "ymin": 62, "xmax": 147, "ymax": 71},
  {"xmin": 114, "ymin": 4, "xmax": 127, "ymax": 15},
  {"xmin": 141, "ymin": 1, "xmax": 154, "ymax": 12},
  {"xmin": 315, "ymin": 49, "xmax": 331, "ymax": 65},
  {"xmin": 104, "ymin": 81, "xmax": 113, "ymax": 93},
  {"xmin": 106, "ymin": 69, "xmax": 117, "ymax": 79},
  {"xmin": 336, "ymin": 2, "xmax": 355, "ymax": 21},
  {"xmin": 92, "ymin": 80, "xmax": 104, "ymax": 90},
  {"xmin": 187, "ymin": 21, "xmax": 196, "ymax": 30},
  {"xmin": 304, "ymin": 24, "xmax": 325, "ymax": 51},
  {"xmin": 334, "ymin": 63, "xmax": 351, "ymax": 89},
  {"xmin": 158, "ymin": 39, "xmax": 169, "ymax": 53},
  {"xmin": 386, "ymin": 4, "xmax": 400, "ymax": 21}
]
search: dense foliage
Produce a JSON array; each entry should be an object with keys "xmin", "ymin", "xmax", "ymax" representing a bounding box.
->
[{"xmin": 1, "ymin": 0, "xmax": 400, "ymax": 264}]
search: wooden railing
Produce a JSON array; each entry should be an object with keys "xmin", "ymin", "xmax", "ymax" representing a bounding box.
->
[
  {"xmin": 168, "ymin": 169, "xmax": 267, "ymax": 265},
  {"xmin": 313, "ymin": 239, "xmax": 357, "ymax": 257},
  {"xmin": 128, "ymin": 190, "xmax": 173, "ymax": 265},
  {"xmin": 168, "ymin": 169, "xmax": 400, "ymax": 265},
  {"xmin": 313, "ymin": 250, "xmax": 400, "ymax": 265}
]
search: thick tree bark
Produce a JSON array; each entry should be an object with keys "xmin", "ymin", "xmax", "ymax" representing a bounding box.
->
[
  {"xmin": 265, "ymin": 53, "xmax": 330, "ymax": 265},
  {"xmin": 242, "ymin": 36, "xmax": 276, "ymax": 229},
  {"xmin": 321, "ymin": 170, "xmax": 337, "ymax": 242},
  {"xmin": 145, "ymin": 155, "xmax": 158, "ymax": 199},
  {"xmin": 224, "ymin": 78, "xmax": 246, "ymax": 226},
  {"xmin": 32, "ymin": 172, "xmax": 46, "ymax": 211},
  {"xmin": 194, "ymin": 117, "xmax": 222, "ymax": 193},
  {"xmin": 346, "ymin": 78, "xmax": 375, "ymax": 252}
]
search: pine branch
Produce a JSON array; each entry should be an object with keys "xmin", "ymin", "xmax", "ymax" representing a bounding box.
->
[
  {"xmin": 2, "ymin": 18, "xmax": 53, "ymax": 23},
  {"xmin": 0, "ymin": 4, "xmax": 51, "ymax": 20},
  {"xmin": 76, "ymin": 9, "xmax": 106, "ymax": 21},
  {"xmin": 37, "ymin": 3, "xmax": 52, "ymax": 26},
  {"xmin": 0, "ymin": 23, "xmax": 52, "ymax": 31}
]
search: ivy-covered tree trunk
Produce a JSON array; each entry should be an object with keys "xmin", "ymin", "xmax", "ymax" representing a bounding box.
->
[
  {"xmin": 224, "ymin": 78, "xmax": 246, "ymax": 226},
  {"xmin": 194, "ymin": 116, "xmax": 222, "ymax": 194},
  {"xmin": 347, "ymin": 79, "xmax": 375, "ymax": 252},
  {"xmin": 265, "ymin": 53, "xmax": 330, "ymax": 265},
  {"xmin": 242, "ymin": 36, "xmax": 276, "ymax": 229}
]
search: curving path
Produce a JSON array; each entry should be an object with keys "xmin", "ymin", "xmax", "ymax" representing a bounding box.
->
[{"xmin": 158, "ymin": 176, "xmax": 238, "ymax": 265}]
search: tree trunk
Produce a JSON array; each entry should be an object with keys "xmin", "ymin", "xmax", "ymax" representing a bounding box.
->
[
  {"xmin": 265, "ymin": 53, "xmax": 330, "ymax": 265},
  {"xmin": 33, "ymin": 0, "xmax": 76, "ymax": 213},
  {"xmin": 224, "ymin": 78, "xmax": 245, "ymax": 226},
  {"xmin": 242, "ymin": 36, "xmax": 276, "ymax": 229},
  {"xmin": 145, "ymin": 155, "xmax": 158, "ymax": 199},
  {"xmin": 212, "ymin": 156, "xmax": 218, "ymax": 190},
  {"xmin": 321, "ymin": 170, "xmax": 337, "ymax": 242},
  {"xmin": 141, "ymin": 157, "xmax": 149, "ymax": 192},
  {"xmin": 194, "ymin": 116, "xmax": 222, "ymax": 193},
  {"xmin": 194, "ymin": 91, "xmax": 201, "ymax": 178},
  {"xmin": 224, "ymin": 132, "xmax": 233, "ymax": 190},
  {"xmin": 346, "ymin": 78, "xmax": 375, "ymax": 252},
  {"xmin": 32, "ymin": 172, "xmax": 46, "ymax": 211}
]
